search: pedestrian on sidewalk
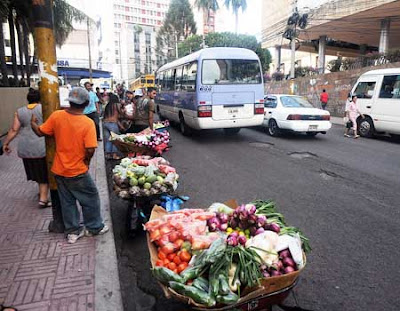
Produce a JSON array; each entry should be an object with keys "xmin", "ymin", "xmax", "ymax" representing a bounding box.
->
[
  {"xmin": 132, "ymin": 87, "xmax": 156, "ymax": 132},
  {"xmin": 83, "ymin": 82, "xmax": 102, "ymax": 141},
  {"xmin": 346, "ymin": 95, "xmax": 364, "ymax": 139},
  {"xmin": 2, "ymin": 88, "xmax": 50, "ymax": 208},
  {"xmin": 103, "ymin": 93, "xmax": 124, "ymax": 160},
  {"xmin": 31, "ymin": 87, "xmax": 108, "ymax": 244},
  {"xmin": 344, "ymin": 93, "xmax": 353, "ymax": 137},
  {"xmin": 320, "ymin": 89, "xmax": 329, "ymax": 110}
]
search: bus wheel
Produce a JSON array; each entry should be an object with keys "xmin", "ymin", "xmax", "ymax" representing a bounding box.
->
[
  {"xmin": 179, "ymin": 114, "xmax": 191, "ymax": 136},
  {"xmin": 358, "ymin": 117, "xmax": 375, "ymax": 138},
  {"xmin": 223, "ymin": 128, "xmax": 241, "ymax": 135}
]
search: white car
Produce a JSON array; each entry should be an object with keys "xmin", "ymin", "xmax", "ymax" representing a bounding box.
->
[{"xmin": 263, "ymin": 94, "xmax": 332, "ymax": 137}]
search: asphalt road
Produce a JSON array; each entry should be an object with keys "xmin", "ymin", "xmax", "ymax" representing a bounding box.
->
[{"xmin": 106, "ymin": 124, "xmax": 400, "ymax": 311}]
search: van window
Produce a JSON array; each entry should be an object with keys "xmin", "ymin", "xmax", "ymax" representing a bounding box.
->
[
  {"xmin": 379, "ymin": 75, "xmax": 400, "ymax": 99},
  {"xmin": 165, "ymin": 69, "xmax": 174, "ymax": 91},
  {"xmin": 354, "ymin": 82, "xmax": 376, "ymax": 99},
  {"xmin": 175, "ymin": 66, "xmax": 183, "ymax": 91},
  {"xmin": 182, "ymin": 62, "xmax": 197, "ymax": 92}
]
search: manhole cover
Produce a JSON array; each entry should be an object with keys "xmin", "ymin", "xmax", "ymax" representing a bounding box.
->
[
  {"xmin": 288, "ymin": 152, "xmax": 318, "ymax": 159},
  {"xmin": 249, "ymin": 142, "xmax": 274, "ymax": 149}
]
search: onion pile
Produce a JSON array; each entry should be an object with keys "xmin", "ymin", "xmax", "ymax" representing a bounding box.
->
[{"xmin": 260, "ymin": 248, "xmax": 298, "ymax": 277}]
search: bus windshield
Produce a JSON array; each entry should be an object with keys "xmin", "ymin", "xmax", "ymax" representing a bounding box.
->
[{"xmin": 202, "ymin": 59, "xmax": 261, "ymax": 85}]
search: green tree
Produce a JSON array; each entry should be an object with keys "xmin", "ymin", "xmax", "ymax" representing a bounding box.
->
[
  {"xmin": 224, "ymin": 0, "xmax": 247, "ymax": 34},
  {"xmin": 194, "ymin": 0, "xmax": 219, "ymax": 41},
  {"xmin": 178, "ymin": 32, "xmax": 272, "ymax": 73},
  {"xmin": 156, "ymin": 0, "xmax": 197, "ymax": 61}
]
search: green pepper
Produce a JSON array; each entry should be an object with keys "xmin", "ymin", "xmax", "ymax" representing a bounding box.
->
[
  {"xmin": 152, "ymin": 267, "xmax": 183, "ymax": 285},
  {"xmin": 169, "ymin": 281, "xmax": 216, "ymax": 307}
]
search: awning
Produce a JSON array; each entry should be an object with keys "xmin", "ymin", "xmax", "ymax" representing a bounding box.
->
[{"xmin": 57, "ymin": 67, "xmax": 112, "ymax": 79}]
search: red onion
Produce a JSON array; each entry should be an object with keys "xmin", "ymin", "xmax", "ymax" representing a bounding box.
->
[
  {"xmin": 229, "ymin": 218, "xmax": 238, "ymax": 229},
  {"xmin": 245, "ymin": 204, "xmax": 257, "ymax": 215},
  {"xmin": 218, "ymin": 213, "xmax": 229, "ymax": 224},
  {"xmin": 248, "ymin": 214, "xmax": 258, "ymax": 225},
  {"xmin": 256, "ymin": 215, "xmax": 267, "ymax": 228},
  {"xmin": 262, "ymin": 271, "xmax": 270, "ymax": 278},
  {"xmin": 268, "ymin": 223, "xmax": 281, "ymax": 233},
  {"xmin": 279, "ymin": 249, "xmax": 291, "ymax": 259},
  {"xmin": 283, "ymin": 266, "xmax": 295, "ymax": 274},
  {"xmin": 249, "ymin": 226, "xmax": 258, "ymax": 236},
  {"xmin": 227, "ymin": 235, "xmax": 238, "ymax": 247},
  {"xmin": 282, "ymin": 257, "xmax": 296, "ymax": 268},
  {"xmin": 230, "ymin": 231, "xmax": 239, "ymax": 238},
  {"xmin": 255, "ymin": 227, "xmax": 265, "ymax": 235},
  {"xmin": 270, "ymin": 270, "xmax": 282, "ymax": 277},
  {"xmin": 207, "ymin": 217, "xmax": 220, "ymax": 232},
  {"xmin": 238, "ymin": 235, "xmax": 247, "ymax": 245},
  {"xmin": 220, "ymin": 223, "xmax": 228, "ymax": 231}
]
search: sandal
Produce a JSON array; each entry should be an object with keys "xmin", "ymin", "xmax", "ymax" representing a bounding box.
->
[
  {"xmin": 38, "ymin": 201, "xmax": 52, "ymax": 208},
  {"xmin": 354, "ymin": 135, "xmax": 360, "ymax": 139}
]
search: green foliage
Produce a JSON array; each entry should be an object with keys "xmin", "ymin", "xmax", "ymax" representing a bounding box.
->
[
  {"xmin": 294, "ymin": 66, "xmax": 318, "ymax": 78},
  {"xmin": 156, "ymin": 0, "xmax": 196, "ymax": 61},
  {"xmin": 177, "ymin": 32, "xmax": 272, "ymax": 73},
  {"xmin": 224, "ymin": 0, "xmax": 247, "ymax": 13},
  {"xmin": 195, "ymin": 0, "xmax": 219, "ymax": 12}
]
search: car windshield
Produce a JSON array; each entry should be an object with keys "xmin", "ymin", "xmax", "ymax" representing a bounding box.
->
[
  {"xmin": 202, "ymin": 59, "xmax": 262, "ymax": 85},
  {"xmin": 280, "ymin": 96, "xmax": 314, "ymax": 108}
]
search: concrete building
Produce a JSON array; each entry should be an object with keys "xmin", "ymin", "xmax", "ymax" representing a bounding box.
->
[{"xmin": 261, "ymin": 0, "xmax": 400, "ymax": 76}]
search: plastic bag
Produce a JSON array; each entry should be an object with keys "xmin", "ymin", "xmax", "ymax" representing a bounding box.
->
[{"xmin": 208, "ymin": 203, "xmax": 234, "ymax": 215}]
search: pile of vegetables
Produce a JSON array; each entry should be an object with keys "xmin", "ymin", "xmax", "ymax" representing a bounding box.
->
[
  {"xmin": 147, "ymin": 200, "xmax": 311, "ymax": 308},
  {"xmin": 112, "ymin": 156, "xmax": 179, "ymax": 198}
]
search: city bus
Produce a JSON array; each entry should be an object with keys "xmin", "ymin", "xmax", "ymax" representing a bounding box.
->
[
  {"xmin": 155, "ymin": 47, "xmax": 265, "ymax": 135},
  {"xmin": 129, "ymin": 74, "xmax": 155, "ymax": 91}
]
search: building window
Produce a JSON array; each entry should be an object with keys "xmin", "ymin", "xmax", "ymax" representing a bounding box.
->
[
  {"xmin": 142, "ymin": 18, "xmax": 146, "ymax": 23},
  {"xmin": 115, "ymin": 50, "xmax": 119, "ymax": 55},
  {"xmin": 116, "ymin": 59, "xmax": 120, "ymax": 64}
]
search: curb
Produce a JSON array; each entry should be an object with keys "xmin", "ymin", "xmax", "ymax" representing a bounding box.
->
[{"xmin": 95, "ymin": 137, "xmax": 124, "ymax": 311}]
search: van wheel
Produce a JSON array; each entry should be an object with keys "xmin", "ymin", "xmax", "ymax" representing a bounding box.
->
[
  {"xmin": 358, "ymin": 117, "xmax": 375, "ymax": 138},
  {"xmin": 223, "ymin": 128, "xmax": 241, "ymax": 135},
  {"xmin": 268, "ymin": 119, "xmax": 280, "ymax": 137},
  {"xmin": 179, "ymin": 114, "xmax": 191, "ymax": 136}
]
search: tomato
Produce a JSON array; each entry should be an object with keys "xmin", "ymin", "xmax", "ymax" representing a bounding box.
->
[
  {"xmin": 168, "ymin": 231, "xmax": 180, "ymax": 243},
  {"xmin": 167, "ymin": 253, "xmax": 176, "ymax": 261},
  {"xmin": 149, "ymin": 229, "xmax": 161, "ymax": 241},
  {"xmin": 167, "ymin": 262, "xmax": 177, "ymax": 270},
  {"xmin": 159, "ymin": 225, "xmax": 172, "ymax": 235},
  {"xmin": 174, "ymin": 239, "xmax": 184, "ymax": 249},
  {"xmin": 155, "ymin": 259, "xmax": 164, "ymax": 267},
  {"xmin": 162, "ymin": 258, "xmax": 170, "ymax": 266},
  {"xmin": 179, "ymin": 249, "xmax": 191, "ymax": 262},
  {"xmin": 177, "ymin": 262, "xmax": 188, "ymax": 273},
  {"xmin": 173, "ymin": 256, "xmax": 181, "ymax": 265},
  {"xmin": 157, "ymin": 235, "xmax": 170, "ymax": 247},
  {"xmin": 161, "ymin": 243, "xmax": 175, "ymax": 255},
  {"xmin": 158, "ymin": 251, "xmax": 167, "ymax": 260},
  {"xmin": 173, "ymin": 269, "xmax": 179, "ymax": 274}
]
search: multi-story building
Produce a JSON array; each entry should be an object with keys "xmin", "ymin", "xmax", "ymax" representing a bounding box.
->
[
  {"xmin": 261, "ymin": 0, "xmax": 400, "ymax": 76},
  {"xmin": 112, "ymin": 0, "xmax": 170, "ymax": 84}
]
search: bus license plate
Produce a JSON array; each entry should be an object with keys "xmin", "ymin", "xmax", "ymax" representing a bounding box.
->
[
  {"xmin": 308, "ymin": 125, "xmax": 318, "ymax": 130},
  {"xmin": 228, "ymin": 108, "xmax": 239, "ymax": 114}
]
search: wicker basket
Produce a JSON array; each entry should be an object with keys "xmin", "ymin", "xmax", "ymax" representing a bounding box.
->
[{"xmin": 111, "ymin": 139, "xmax": 156, "ymax": 156}]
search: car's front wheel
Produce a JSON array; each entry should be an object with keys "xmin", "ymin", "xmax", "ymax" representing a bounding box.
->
[
  {"xmin": 268, "ymin": 119, "xmax": 280, "ymax": 137},
  {"xmin": 358, "ymin": 117, "xmax": 375, "ymax": 138}
]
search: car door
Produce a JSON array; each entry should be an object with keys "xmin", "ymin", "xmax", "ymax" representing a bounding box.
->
[{"xmin": 263, "ymin": 96, "xmax": 278, "ymax": 126}]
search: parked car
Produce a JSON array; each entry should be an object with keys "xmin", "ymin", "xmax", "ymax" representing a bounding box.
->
[
  {"xmin": 351, "ymin": 68, "xmax": 400, "ymax": 138},
  {"xmin": 263, "ymin": 94, "xmax": 332, "ymax": 137}
]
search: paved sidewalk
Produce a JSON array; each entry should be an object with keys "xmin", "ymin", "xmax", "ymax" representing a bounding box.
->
[
  {"xmin": 0, "ymin": 139, "xmax": 122, "ymax": 311},
  {"xmin": 330, "ymin": 116, "xmax": 344, "ymax": 126}
]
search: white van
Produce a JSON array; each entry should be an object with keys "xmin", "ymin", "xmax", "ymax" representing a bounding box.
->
[{"xmin": 351, "ymin": 68, "xmax": 400, "ymax": 137}]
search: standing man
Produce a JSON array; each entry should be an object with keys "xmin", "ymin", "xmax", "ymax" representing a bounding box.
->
[
  {"xmin": 133, "ymin": 87, "xmax": 156, "ymax": 132},
  {"xmin": 83, "ymin": 82, "xmax": 101, "ymax": 141},
  {"xmin": 320, "ymin": 89, "xmax": 329, "ymax": 110},
  {"xmin": 31, "ymin": 87, "xmax": 108, "ymax": 244}
]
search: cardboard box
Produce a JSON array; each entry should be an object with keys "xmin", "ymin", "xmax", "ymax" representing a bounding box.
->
[{"xmin": 146, "ymin": 202, "xmax": 305, "ymax": 310}]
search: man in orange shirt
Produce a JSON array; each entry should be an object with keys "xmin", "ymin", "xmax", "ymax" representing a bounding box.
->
[{"xmin": 31, "ymin": 87, "xmax": 108, "ymax": 244}]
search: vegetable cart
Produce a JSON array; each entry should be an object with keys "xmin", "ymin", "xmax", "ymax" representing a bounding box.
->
[{"xmin": 145, "ymin": 200, "xmax": 310, "ymax": 311}]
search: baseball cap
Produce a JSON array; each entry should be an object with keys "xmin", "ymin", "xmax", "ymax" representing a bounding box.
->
[
  {"xmin": 134, "ymin": 89, "xmax": 143, "ymax": 96},
  {"xmin": 66, "ymin": 87, "xmax": 90, "ymax": 105}
]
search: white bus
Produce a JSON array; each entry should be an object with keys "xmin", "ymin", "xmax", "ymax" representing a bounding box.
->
[{"xmin": 155, "ymin": 47, "xmax": 265, "ymax": 135}]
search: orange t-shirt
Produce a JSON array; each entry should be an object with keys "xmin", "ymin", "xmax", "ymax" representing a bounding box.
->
[{"xmin": 39, "ymin": 110, "xmax": 97, "ymax": 177}]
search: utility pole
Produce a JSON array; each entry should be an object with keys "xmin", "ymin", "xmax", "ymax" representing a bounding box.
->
[
  {"xmin": 32, "ymin": 0, "xmax": 64, "ymax": 233},
  {"xmin": 87, "ymin": 17, "xmax": 93, "ymax": 82}
]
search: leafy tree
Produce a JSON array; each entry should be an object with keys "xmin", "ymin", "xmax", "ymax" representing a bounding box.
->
[
  {"xmin": 194, "ymin": 0, "xmax": 219, "ymax": 37},
  {"xmin": 178, "ymin": 32, "xmax": 272, "ymax": 73},
  {"xmin": 224, "ymin": 0, "xmax": 247, "ymax": 34},
  {"xmin": 156, "ymin": 0, "xmax": 197, "ymax": 61}
]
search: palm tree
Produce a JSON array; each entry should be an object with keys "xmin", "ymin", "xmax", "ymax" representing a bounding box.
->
[
  {"xmin": 224, "ymin": 0, "xmax": 247, "ymax": 34},
  {"xmin": 8, "ymin": 9, "xmax": 18, "ymax": 84},
  {"xmin": 194, "ymin": 0, "xmax": 219, "ymax": 32},
  {"xmin": 0, "ymin": 0, "xmax": 10, "ymax": 86}
]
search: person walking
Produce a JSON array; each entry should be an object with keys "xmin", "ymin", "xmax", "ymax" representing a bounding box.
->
[
  {"xmin": 133, "ymin": 87, "xmax": 156, "ymax": 132},
  {"xmin": 31, "ymin": 87, "xmax": 108, "ymax": 244},
  {"xmin": 103, "ymin": 93, "xmax": 124, "ymax": 160},
  {"xmin": 346, "ymin": 95, "xmax": 364, "ymax": 139},
  {"xmin": 320, "ymin": 89, "xmax": 329, "ymax": 110},
  {"xmin": 2, "ymin": 88, "xmax": 50, "ymax": 208},
  {"xmin": 344, "ymin": 93, "xmax": 353, "ymax": 137},
  {"xmin": 83, "ymin": 82, "xmax": 101, "ymax": 141}
]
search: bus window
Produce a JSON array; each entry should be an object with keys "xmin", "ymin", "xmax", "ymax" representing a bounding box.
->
[
  {"xmin": 175, "ymin": 66, "xmax": 183, "ymax": 91},
  {"xmin": 141, "ymin": 78, "xmax": 146, "ymax": 84},
  {"xmin": 165, "ymin": 69, "xmax": 174, "ymax": 91},
  {"xmin": 146, "ymin": 79, "xmax": 154, "ymax": 84},
  {"xmin": 184, "ymin": 62, "xmax": 197, "ymax": 92},
  {"xmin": 202, "ymin": 59, "xmax": 261, "ymax": 85}
]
